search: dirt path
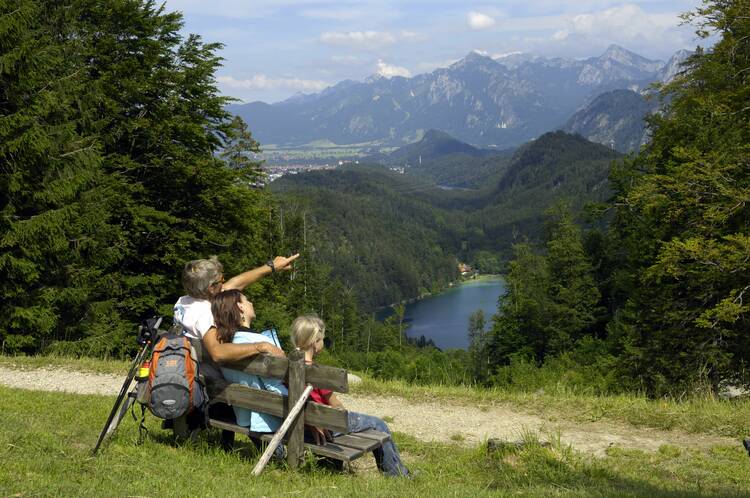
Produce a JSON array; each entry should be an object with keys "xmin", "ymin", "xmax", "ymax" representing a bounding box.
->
[{"xmin": 0, "ymin": 366, "xmax": 734, "ymax": 456}]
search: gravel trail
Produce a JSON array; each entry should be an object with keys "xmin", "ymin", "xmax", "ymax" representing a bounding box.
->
[{"xmin": 0, "ymin": 366, "xmax": 735, "ymax": 456}]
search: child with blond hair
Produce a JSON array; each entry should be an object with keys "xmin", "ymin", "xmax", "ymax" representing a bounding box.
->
[{"xmin": 290, "ymin": 315, "xmax": 410, "ymax": 477}]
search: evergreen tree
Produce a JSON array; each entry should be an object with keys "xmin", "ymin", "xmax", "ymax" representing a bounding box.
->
[
  {"xmin": 544, "ymin": 206, "xmax": 603, "ymax": 354},
  {"xmin": 610, "ymin": 0, "xmax": 750, "ymax": 393},
  {"xmin": 0, "ymin": 1, "xmax": 128, "ymax": 353},
  {"xmin": 220, "ymin": 116, "xmax": 265, "ymax": 183},
  {"xmin": 468, "ymin": 309, "xmax": 488, "ymax": 380},
  {"xmin": 0, "ymin": 0, "xmax": 280, "ymax": 355},
  {"xmin": 487, "ymin": 242, "xmax": 552, "ymax": 366}
]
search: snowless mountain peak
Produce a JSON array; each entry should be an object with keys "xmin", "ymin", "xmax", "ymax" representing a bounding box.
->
[{"xmin": 599, "ymin": 44, "xmax": 663, "ymax": 71}]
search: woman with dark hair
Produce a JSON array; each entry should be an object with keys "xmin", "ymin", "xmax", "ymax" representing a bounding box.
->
[{"xmin": 211, "ymin": 289, "xmax": 288, "ymax": 433}]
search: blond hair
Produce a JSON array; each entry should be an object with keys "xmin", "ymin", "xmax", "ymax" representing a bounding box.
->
[
  {"xmin": 290, "ymin": 315, "xmax": 326, "ymax": 350},
  {"xmin": 182, "ymin": 257, "xmax": 223, "ymax": 299}
]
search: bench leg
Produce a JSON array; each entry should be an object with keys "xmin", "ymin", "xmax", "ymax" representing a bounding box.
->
[{"xmin": 221, "ymin": 429, "xmax": 235, "ymax": 451}]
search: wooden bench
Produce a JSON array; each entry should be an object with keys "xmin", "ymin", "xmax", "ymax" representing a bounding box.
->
[{"xmin": 203, "ymin": 349, "xmax": 389, "ymax": 469}]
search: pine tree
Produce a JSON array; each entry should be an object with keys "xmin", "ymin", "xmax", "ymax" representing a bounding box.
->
[
  {"xmin": 544, "ymin": 206, "xmax": 603, "ymax": 354},
  {"xmin": 0, "ymin": 1, "xmax": 129, "ymax": 353},
  {"xmin": 487, "ymin": 242, "xmax": 552, "ymax": 365},
  {"xmin": 468, "ymin": 309, "xmax": 488, "ymax": 380},
  {"xmin": 220, "ymin": 116, "xmax": 265, "ymax": 183},
  {"xmin": 0, "ymin": 0, "xmax": 281, "ymax": 355},
  {"xmin": 610, "ymin": 0, "xmax": 750, "ymax": 393}
]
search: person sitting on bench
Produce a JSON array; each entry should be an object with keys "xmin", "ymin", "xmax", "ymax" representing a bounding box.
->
[
  {"xmin": 290, "ymin": 315, "xmax": 410, "ymax": 477},
  {"xmin": 173, "ymin": 255, "xmax": 298, "ymax": 372},
  {"xmin": 211, "ymin": 289, "xmax": 288, "ymax": 434}
]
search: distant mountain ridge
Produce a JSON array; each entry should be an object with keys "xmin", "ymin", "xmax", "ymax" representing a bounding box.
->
[
  {"xmin": 561, "ymin": 50, "xmax": 691, "ymax": 152},
  {"xmin": 562, "ymin": 89, "xmax": 657, "ymax": 153},
  {"xmin": 230, "ymin": 45, "xmax": 687, "ymax": 150}
]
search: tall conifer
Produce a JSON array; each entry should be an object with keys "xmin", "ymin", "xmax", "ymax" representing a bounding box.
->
[{"xmin": 610, "ymin": 0, "xmax": 750, "ymax": 393}]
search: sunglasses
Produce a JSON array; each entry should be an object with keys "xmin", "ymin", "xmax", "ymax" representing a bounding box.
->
[{"xmin": 211, "ymin": 275, "xmax": 225, "ymax": 287}]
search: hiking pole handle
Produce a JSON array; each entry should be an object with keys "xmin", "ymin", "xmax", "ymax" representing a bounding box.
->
[{"xmin": 252, "ymin": 384, "xmax": 314, "ymax": 476}]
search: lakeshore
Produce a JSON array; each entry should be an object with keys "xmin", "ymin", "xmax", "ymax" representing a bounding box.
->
[{"xmin": 379, "ymin": 275, "xmax": 505, "ymax": 350}]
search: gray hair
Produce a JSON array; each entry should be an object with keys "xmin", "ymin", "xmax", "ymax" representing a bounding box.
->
[
  {"xmin": 182, "ymin": 257, "xmax": 223, "ymax": 299},
  {"xmin": 290, "ymin": 315, "xmax": 326, "ymax": 350}
]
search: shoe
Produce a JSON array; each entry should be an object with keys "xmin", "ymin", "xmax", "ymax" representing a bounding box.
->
[{"xmin": 742, "ymin": 439, "xmax": 750, "ymax": 457}]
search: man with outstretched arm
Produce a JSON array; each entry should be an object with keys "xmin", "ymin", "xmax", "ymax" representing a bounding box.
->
[
  {"xmin": 171, "ymin": 254, "xmax": 297, "ymax": 437},
  {"xmin": 173, "ymin": 254, "xmax": 299, "ymax": 366}
]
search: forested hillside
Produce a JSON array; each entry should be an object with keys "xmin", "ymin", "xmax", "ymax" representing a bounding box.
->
[
  {"xmin": 271, "ymin": 166, "xmax": 460, "ymax": 310},
  {"xmin": 485, "ymin": 1, "xmax": 750, "ymax": 396},
  {"xmin": 377, "ymin": 130, "xmax": 513, "ymax": 188},
  {"xmin": 272, "ymin": 132, "xmax": 623, "ymax": 311}
]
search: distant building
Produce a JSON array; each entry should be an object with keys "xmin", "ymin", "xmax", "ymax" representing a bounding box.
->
[{"xmin": 458, "ymin": 262, "xmax": 473, "ymax": 275}]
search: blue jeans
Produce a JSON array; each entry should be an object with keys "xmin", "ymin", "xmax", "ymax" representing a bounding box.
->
[{"xmin": 347, "ymin": 412, "xmax": 409, "ymax": 477}]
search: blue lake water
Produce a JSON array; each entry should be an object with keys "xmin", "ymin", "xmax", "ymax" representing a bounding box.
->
[{"xmin": 382, "ymin": 277, "xmax": 505, "ymax": 350}]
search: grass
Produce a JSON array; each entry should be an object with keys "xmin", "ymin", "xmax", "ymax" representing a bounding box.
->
[{"xmin": 2, "ymin": 385, "xmax": 750, "ymax": 497}]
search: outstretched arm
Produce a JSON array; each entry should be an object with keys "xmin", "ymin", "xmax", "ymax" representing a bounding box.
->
[
  {"xmin": 223, "ymin": 254, "xmax": 300, "ymax": 292},
  {"xmin": 202, "ymin": 327, "xmax": 285, "ymax": 364}
]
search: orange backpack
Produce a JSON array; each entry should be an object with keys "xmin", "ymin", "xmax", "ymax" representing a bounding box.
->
[{"xmin": 146, "ymin": 334, "xmax": 206, "ymax": 419}]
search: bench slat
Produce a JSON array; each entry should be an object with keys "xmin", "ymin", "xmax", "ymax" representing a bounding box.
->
[
  {"xmin": 330, "ymin": 434, "xmax": 380, "ymax": 452},
  {"xmin": 208, "ymin": 381, "xmax": 349, "ymax": 432},
  {"xmin": 208, "ymin": 418, "xmax": 362, "ymax": 462},
  {"xmin": 351, "ymin": 429, "xmax": 391, "ymax": 444},
  {"xmin": 209, "ymin": 418, "xmax": 266, "ymax": 439},
  {"xmin": 258, "ymin": 434, "xmax": 364, "ymax": 462},
  {"xmin": 222, "ymin": 355, "xmax": 349, "ymax": 393}
]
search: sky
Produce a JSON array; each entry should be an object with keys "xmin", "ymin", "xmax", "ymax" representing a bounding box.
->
[{"xmin": 163, "ymin": 1, "xmax": 705, "ymax": 104}]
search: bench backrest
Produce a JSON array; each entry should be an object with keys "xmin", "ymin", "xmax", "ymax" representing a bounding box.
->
[{"xmin": 204, "ymin": 351, "xmax": 350, "ymax": 433}]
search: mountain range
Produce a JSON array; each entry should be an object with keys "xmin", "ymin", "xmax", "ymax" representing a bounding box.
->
[{"xmin": 230, "ymin": 45, "xmax": 690, "ymax": 150}]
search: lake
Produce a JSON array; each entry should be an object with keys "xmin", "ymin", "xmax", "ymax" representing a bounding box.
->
[{"xmin": 381, "ymin": 276, "xmax": 505, "ymax": 350}]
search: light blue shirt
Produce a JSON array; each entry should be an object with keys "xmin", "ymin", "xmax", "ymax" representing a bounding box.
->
[{"xmin": 220, "ymin": 330, "xmax": 288, "ymax": 432}]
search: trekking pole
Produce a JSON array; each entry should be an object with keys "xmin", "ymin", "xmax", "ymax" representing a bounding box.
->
[
  {"xmin": 92, "ymin": 316, "xmax": 163, "ymax": 456},
  {"xmin": 252, "ymin": 384, "xmax": 313, "ymax": 476},
  {"xmin": 91, "ymin": 341, "xmax": 150, "ymax": 455}
]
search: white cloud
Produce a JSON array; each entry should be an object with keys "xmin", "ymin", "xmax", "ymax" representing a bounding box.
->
[
  {"xmin": 400, "ymin": 30, "xmax": 425, "ymax": 41},
  {"xmin": 319, "ymin": 30, "xmax": 424, "ymax": 49},
  {"xmin": 300, "ymin": 7, "xmax": 369, "ymax": 20},
  {"xmin": 320, "ymin": 31, "xmax": 397, "ymax": 48},
  {"xmin": 557, "ymin": 4, "xmax": 682, "ymax": 45},
  {"xmin": 494, "ymin": 51, "xmax": 524, "ymax": 58},
  {"xmin": 217, "ymin": 75, "xmax": 329, "ymax": 92},
  {"xmin": 331, "ymin": 55, "xmax": 363, "ymax": 63},
  {"xmin": 467, "ymin": 11, "xmax": 496, "ymax": 30},
  {"xmin": 376, "ymin": 60, "xmax": 411, "ymax": 78}
]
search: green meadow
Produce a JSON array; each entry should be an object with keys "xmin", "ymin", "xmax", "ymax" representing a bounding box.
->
[{"xmin": 2, "ymin": 356, "xmax": 750, "ymax": 497}]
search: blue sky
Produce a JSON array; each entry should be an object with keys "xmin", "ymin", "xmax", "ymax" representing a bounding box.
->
[{"xmin": 163, "ymin": 1, "xmax": 704, "ymax": 103}]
